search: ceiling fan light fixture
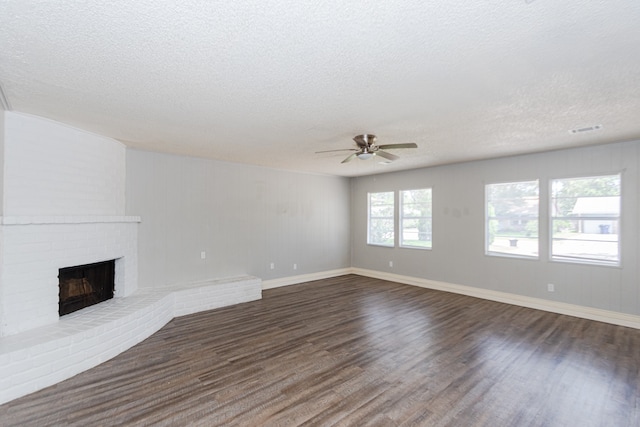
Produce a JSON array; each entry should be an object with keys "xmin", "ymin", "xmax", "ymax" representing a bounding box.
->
[{"xmin": 357, "ymin": 152, "xmax": 373, "ymax": 160}]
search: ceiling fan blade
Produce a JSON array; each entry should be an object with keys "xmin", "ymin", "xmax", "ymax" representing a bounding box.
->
[
  {"xmin": 341, "ymin": 153, "xmax": 358, "ymax": 163},
  {"xmin": 315, "ymin": 148, "xmax": 358, "ymax": 154},
  {"xmin": 374, "ymin": 150, "xmax": 399, "ymax": 162},
  {"xmin": 377, "ymin": 143, "xmax": 418, "ymax": 150}
]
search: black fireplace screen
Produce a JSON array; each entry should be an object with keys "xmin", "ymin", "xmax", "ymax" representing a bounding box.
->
[{"xmin": 58, "ymin": 260, "xmax": 115, "ymax": 316}]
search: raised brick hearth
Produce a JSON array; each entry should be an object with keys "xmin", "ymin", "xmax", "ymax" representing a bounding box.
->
[{"xmin": 0, "ymin": 275, "xmax": 262, "ymax": 405}]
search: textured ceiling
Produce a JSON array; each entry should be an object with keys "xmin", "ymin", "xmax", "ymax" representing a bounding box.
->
[{"xmin": 1, "ymin": 1, "xmax": 639, "ymax": 177}]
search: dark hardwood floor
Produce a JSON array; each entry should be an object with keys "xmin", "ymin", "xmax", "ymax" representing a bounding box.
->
[{"xmin": 1, "ymin": 275, "xmax": 639, "ymax": 426}]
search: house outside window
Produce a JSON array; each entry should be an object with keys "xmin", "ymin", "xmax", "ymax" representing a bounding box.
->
[
  {"xmin": 486, "ymin": 180, "xmax": 539, "ymax": 258},
  {"xmin": 551, "ymin": 174, "xmax": 621, "ymax": 265},
  {"xmin": 400, "ymin": 188, "xmax": 432, "ymax": 249},
  {"xmin": 368, "ymin": 191, "xmax": 394, "ymax": 246}
]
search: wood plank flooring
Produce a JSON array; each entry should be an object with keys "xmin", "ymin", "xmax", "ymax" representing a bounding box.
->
[{"xmin": 1, "ymin": 274, "xmax": 639, "ymax": 426}]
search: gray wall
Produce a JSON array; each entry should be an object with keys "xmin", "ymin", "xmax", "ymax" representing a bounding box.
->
[
  {"xmin": 126, "ymin": 149, "xmax": 351, "ymax": 288},
  {"xmin": 127, "ymin": 140, "xmax": 640, "ymax": 317},
  {"xmin": 351, "ymin": 140, "xmax": 640, "ymax": 316}
]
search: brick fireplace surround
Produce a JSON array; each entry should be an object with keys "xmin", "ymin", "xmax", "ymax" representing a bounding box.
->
[
  {"xmin": 1, "ymin": 216, "xmax": 141, "ymax": 336},
  {"xmin": 0, "ymin": 112, "xmax": 262, "ymax": 404}
]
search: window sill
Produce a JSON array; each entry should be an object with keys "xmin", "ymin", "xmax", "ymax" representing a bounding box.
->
[
  {"xmin": 400, "ymin": 245, "xmax": 432, "ymax": 251},
  {"xmin": 485, "ymin": 252, "xmax": 539, "ymax": 261},
  {"xmin": 550, "ymin": 257, "xmax": 621, "ymax": 268},
  {"xmin": 367, "ymin": 243, "xmax": 394, "ymax": 248}
]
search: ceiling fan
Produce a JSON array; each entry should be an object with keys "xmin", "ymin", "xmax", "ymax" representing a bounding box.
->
[{"xmin": 316, "ymin": 134, "xmax": 418, "ymax": 164}]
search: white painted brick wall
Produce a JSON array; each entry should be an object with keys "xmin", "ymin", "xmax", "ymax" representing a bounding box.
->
[
  {"xmin": 3, "ymin": 111, "xmax": 125, "ymax": 216},
  {"xmin": 0, "ymin": 112, "xmax": 135, "ymax": 336},
  {"xmin": 0, "ymin": 112, "xmax": 264, "ymax": 406}
]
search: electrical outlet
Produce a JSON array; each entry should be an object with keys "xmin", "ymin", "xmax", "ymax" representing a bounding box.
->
[
  {"xmin": 293, "ymin": 263, "xmax": 297, "ymax": 270},
  {"xmin": 389, "ymin": 261, "xmax": 393, "ymax": 268},
  {"xmin": 270, "ymin": 262, "xmax": 275, "ymax": 270},
  {"xmin": 547, "ymin": 283, "xmax": 555, "ymax": 292},
  {"xmin": 200, "ymin": 251, "xmax": 206, "ymax": 259}
]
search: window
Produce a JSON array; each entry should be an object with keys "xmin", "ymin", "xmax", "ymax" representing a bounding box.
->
[
  {"xmin": 550, "ymin": 174, "xmax": 620, "ymax": 265},
  {"xmin": 486, "ymin": 180, "xmax": 539, "ymax": 258},
  {"xmin": 400, "ymin": 188, "xmax": 432, "ymax": 249},
  {"xmin": 368, "ymin": 192, "xmax": 394, "ymax": 246}
]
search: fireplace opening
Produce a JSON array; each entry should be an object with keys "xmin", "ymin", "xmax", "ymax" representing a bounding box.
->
[{"xmin": 58, "ymin": 260, "xmax": 115, "ymax": 316}]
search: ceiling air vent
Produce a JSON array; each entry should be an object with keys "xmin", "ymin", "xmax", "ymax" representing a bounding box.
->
[
  {"xmin": 569, "ymin": 125, "xmax": 602, "ymax": 134},
  {"xmin": 0, "ymin": 81, "xmax": 12, "ymax": 111}
]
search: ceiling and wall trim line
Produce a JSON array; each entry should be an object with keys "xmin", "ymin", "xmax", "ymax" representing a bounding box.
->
[{"xmin": 0, "ymin": 81, "xmax": 12, "ymax": 111}]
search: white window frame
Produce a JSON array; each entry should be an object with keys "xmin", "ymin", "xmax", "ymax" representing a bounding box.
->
[
  {"xmin": 485, "ymin": 180, "xmax": 539, "ymax": 259},
  {"xmin": 400, "ymin": 188, "xmax": 432, "ymax": 249},
  {"xmin": 550, "ymin": 173, "xmax": 621, "ymax": 266},
  {"xmin": 367, "ymin": 191, "xmax": 395, "ymax": 247}
]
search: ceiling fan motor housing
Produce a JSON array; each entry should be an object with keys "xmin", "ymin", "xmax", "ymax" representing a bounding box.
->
[{"xmin": 354, "ymin": 134, "xmax": 377, "ymax": 148}]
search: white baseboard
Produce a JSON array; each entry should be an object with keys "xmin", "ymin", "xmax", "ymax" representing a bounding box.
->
[
  {"xmin": 351, "ymin": 268, "xmax": 640, "ymax": 330},
  {"xmin": 262, "ymin": 268, "xmax": 352, "ymax": 290}
]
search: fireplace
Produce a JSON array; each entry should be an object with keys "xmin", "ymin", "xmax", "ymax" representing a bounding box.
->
[
  {"xmin": 0, "ymin": 216, "xmax": 139, "ymax": 336},
  {"xmin": 58, "ymin": 260, "xmax": 116, "ymax": 316}
]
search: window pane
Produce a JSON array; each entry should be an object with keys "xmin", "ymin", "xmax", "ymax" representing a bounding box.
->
[
  {"xmin": 368, "ymin": 192, "xmax": 394, "ymax": 246},
  {"xmin": 486, "ymin": 180, "xmax": 539, "ymax": 258},
  {"xmin": 551, "ymin": 174, "xmax": 620, "ymax": 265},
  {"xmin": 400, "ymin": 189, "xmax": 432, "ymax": 249}
]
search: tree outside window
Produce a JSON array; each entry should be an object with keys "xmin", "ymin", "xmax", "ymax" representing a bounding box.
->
[
  {"xmin": 486, "ymin": 180, "xmax": 539, "ymax": 258},
  {"xmin": 368, "ymin": 192, "xmax": 394, "ymax": 246},
  {"xmin": 400, "ymin": 189, "xmax": 432, "ymax": 249}
]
